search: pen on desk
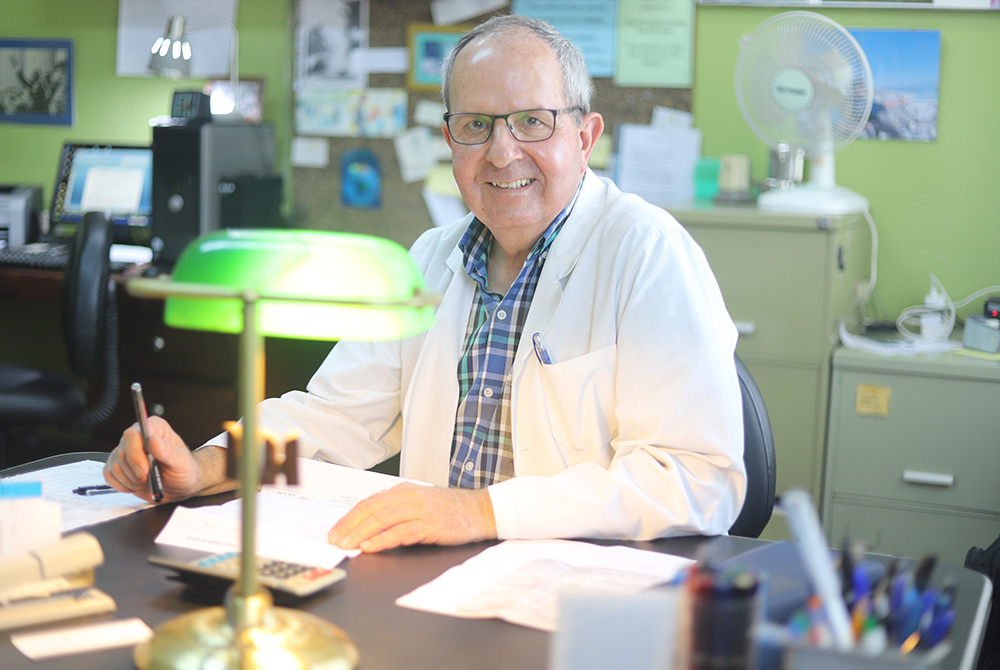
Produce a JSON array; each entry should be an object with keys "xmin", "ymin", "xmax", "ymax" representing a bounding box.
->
[
  {"xmin": 131, "ymin": 382, "xmax": 164, "ymax": 502},
  {"xmin": 73, "ymin": 484, "xmax": 116, "ymax": 496}
]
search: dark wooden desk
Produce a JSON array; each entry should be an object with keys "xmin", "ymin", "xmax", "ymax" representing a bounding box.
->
[{"xmin": 0, "ymin": 454, "xmax": 991, "ymax": 670}]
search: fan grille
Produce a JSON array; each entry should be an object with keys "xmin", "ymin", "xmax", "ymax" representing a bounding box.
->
[{"xmin": 735, "ymin": 11, "xmax": 873, "ymax": 156}]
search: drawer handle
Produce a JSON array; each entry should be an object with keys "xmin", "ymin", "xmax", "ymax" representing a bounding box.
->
[
  {"xmin": 734, "ymin": 321, "xmax": 756, "ymax": 336},
  {"xmin": 902, "ymin": 470, "xmax": 954, "ymax": 487}
]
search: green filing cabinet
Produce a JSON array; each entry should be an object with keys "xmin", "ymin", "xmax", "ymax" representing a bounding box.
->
[
  {"xmin": 667, "ymin": 205, "xmax": 872, "ymax": 539},
  {"xmin": 823, "ymin": 345, "xmax": 1000, "ymax": 566}
]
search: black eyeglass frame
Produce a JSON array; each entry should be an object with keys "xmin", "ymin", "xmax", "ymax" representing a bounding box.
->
[{"xmin": 443, "ymin": 107, "xmax": 583, "ymax": 146}]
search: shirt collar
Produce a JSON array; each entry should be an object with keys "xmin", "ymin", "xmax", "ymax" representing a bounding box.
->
[{"xmin": 458, "ymin": 179, "xmax": 584, "ymax": 277}]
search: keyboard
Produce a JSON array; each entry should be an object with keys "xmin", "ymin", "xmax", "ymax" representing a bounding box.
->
[{"xmin": 0, "ymin": 243, "xmax": 131, "ymax": 273}]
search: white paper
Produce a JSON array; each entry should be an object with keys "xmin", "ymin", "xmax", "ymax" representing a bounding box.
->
[
  {"xmin": 0, "ymin": 460, "xmax": 151, "ymax": 532},
  {"xmin": 296, "ymin": 0, "xmax": 370, "ymax": 90},
  {"xmin": 414, "ymin": 99, "xmax": 447, "ymax": 127},
  {"xmin": 155, "ymin": 458, "xmax": 422, "ymax": 568},
  {"xmin": 291, "ymin": 136, "xmax": 331, "ymax": 168},
  {"xmin": 430, "ymin": 0, "xmax": 509, "ymax": 25},
  {"xmin": 359, "ymin": 47, "xmax": 408, "ymax": 74},
  {"xmin": 154, "ymin": 496, "xmax": 358, "ymax": 568},
  {"xmin": 651, "ymin": 106, "xmax": 694, "ymax": 130},
  {"xmin": 396, "ymin": 539, "xmax": 694, "ymax": 631},
  {"xmin": 423, "ymin": 187, "xmax": 468, "ymax": 228},
  {"xmin": 394, "ymin": 126, "xmax": 437, "ymax": 183},
  {"xmin": 615, "ymin": 123, "xmax": 701, "ymax": 207},
  {"xmin": 11, "ymin": 617, "xmax": 153, "ymax": 660}
]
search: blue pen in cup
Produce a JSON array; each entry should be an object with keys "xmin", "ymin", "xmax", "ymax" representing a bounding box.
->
[{"xmin": 532, "ymin": 332, "xmax": 552, "ymax": 365}]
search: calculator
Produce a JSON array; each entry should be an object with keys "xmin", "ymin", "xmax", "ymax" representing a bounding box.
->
[{"xmin": 149, "ymin": 551, "xmax": 346, "ymax": 597}]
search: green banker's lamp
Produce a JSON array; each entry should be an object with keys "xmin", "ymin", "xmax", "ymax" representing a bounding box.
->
[{"xmin": 128, "ymin": 229, "xmax": 437, "ymax": 669}]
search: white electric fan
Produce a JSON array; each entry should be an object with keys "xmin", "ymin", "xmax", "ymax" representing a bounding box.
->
[{"xmin": 735, "ymin": 12, "xmax": 873, "ymax": 215}]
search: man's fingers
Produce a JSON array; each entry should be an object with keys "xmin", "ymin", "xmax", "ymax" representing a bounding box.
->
[{"xmin": 357, "ymin": 520, "xmax": 425, "ymax": 553}]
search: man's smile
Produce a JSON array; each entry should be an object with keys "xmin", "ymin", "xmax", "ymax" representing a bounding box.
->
[{"xmin": 489, "ymin": 178, "xmax": 535, "ymax": 189}]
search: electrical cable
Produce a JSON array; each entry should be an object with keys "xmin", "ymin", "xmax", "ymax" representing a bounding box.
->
[{"xmin": 896, "ymin": 275, "xmax": 1000, "ymax": 342}]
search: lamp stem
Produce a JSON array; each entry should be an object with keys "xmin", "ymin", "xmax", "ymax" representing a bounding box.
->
[
  {"xmin": 236, "ymin": 293, "xmax": 264, "ymax": 634},
  {"xmin": 219, "ymin": 20, "xmax": 240, "ymax": 115}
]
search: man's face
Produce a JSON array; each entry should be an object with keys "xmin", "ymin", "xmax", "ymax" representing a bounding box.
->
[{"xmin": 444, "ymin": 33, "xmax": 602, "ymax": 243}]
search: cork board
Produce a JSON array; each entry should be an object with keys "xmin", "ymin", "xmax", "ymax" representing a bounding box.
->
[{"xmin": 292, "ymin": 0, "xmax": 692, "ymax": 249}]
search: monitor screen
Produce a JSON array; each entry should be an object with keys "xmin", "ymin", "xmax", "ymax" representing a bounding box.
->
[{"xmin": 49, "ymin": 143, "xmax": 153, "ymax": 245}]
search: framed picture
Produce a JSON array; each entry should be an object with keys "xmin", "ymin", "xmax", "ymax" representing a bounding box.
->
[
  {"xmin": 204, "ymin": 77, "xmax": 265, "ymax": 122},
  {"xmin": 407, "ymin": 24, "xmax": 467, "ymax": 92},
  {"xmin": 0, "ymin": 38, "xmax": 74, "ymax": 126}
]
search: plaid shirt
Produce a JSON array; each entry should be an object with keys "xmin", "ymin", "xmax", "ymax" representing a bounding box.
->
[{"xmin": 448, "ymin": 191, "xmax": 579, "ymax": 488}]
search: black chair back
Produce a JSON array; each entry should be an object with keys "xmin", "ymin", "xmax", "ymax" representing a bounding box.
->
[
  {"xmin": 61, "ymin": 211, "xmax": 114, "ymax": 379},
  {"xmin": 729, "ymin": 354, "xmax": 777, "ymax": 538}
]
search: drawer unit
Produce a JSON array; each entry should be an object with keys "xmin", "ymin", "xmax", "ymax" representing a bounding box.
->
[
  {"xmin": 828, "ymin": 498, "xmax": 1000, "ymax": 567},
  {"xmin": 823, "ymin": 345, "xmax": 1000, "ymax": 562},
  {"xmin": 668, "ymin": 205, "xmax": 871, "ymax": 529}
]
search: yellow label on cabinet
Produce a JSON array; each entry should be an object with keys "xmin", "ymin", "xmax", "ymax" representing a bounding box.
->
[{"xmin": 855, "ymin": 384, "xmax": 891, "ymax": 417}]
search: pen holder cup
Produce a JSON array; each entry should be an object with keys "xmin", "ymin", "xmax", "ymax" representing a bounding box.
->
[
  {"xmin": 750, "ymin": 622, "xmax": 951, "ymax": 670},
  {"xmin": 779, "ymin": 642, "xmax": 950, "ymax": 670}
]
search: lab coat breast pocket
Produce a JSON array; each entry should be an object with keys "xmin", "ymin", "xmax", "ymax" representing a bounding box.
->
[{"xmin": 533, "ymin": 343, "xmax": 618, "ymax": 459}]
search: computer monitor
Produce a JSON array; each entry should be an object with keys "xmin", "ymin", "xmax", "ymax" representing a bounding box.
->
[{"xmin": 49, "ymin": 142, "xmax": 153, "ymax": 245}]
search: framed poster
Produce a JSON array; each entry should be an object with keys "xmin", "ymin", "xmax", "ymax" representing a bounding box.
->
[
  {"xmin": 0, "ymin": 38, "xmax": 74, "ymax": 126},
  {"xmin": 407, "ymin": 24, "xmax": 467, "ymax": 92}
]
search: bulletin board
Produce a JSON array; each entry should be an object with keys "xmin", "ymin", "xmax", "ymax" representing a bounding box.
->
[{"xmin": 291, "ymin": 0, "xmax": 692, "ymax": 250}]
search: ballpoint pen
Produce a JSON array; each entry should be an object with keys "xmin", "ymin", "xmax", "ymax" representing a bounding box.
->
[
  {"xmin": 131, "ymin": 382, "xmax": 164, "ymax": 502},
  {"xmin": 532, "ymin": 332, "xmax": 552, "ymax": 365},
  {"xmin": 73, "ymin": 484, "xmax": 116, "ymax": 496}
]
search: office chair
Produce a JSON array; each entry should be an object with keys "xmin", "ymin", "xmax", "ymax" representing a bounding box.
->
[
  {"xmin": 0, "ymin": 211, "xmax": 120, "ymax": 468},
  {"xmin": 728, "ymin": 354, "xmax": 777, "ymax": 538}
]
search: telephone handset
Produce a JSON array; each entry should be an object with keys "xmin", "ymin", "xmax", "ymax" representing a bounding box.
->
[{"xmin": 0, "ymin": 532, "xmax": 116, "ymax": 631}]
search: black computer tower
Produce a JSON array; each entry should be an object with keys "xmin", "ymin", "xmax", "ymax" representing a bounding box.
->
[{"xmin": 151, "ymin": 120, "xmax": 275, "ymax": 268}]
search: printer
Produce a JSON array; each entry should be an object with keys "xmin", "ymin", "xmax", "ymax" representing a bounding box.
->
[{"xmin": 0, "ymin": 185, "xmax": 43, "ymax": 247}]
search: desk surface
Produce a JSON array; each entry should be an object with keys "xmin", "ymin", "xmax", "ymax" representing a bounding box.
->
[{"xmin": 0, "ymin": 454, "xmax": 991, "ymax": 670}]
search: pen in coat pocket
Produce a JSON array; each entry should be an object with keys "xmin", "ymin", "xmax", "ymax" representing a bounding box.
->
[{"xmin": 532, "ymin": 332, "xmax": 552, "ymax": 365}]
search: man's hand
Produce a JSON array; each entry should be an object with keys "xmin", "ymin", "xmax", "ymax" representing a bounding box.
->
[
  {"xmin": 103, "ymin": 417, "xmax": 234, "ymax": 502},
  {"xmin": 328, "ymin": 484, "xmax": 497, "ymax": 553}
]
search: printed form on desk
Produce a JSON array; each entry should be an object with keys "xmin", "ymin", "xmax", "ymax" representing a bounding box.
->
[
  {"xmin": 154, "ymin": 457, "xmax": 422, "ymax": 569},
  {"xmin": 396, "ymin": 540, "xmax": 695, "ymax": 632},
  {"xmin": 1, "ymin": 459, "xmax": 151, "ymax": 532}
]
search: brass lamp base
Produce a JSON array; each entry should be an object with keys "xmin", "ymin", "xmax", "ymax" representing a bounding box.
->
[{"xmin": 134, "ymin": 589, "xmax": 359, "ymax": 670}]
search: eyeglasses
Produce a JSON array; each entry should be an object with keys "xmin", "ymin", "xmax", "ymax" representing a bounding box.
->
[{"xmin": 444, "ymin": 107, "xmax": 581, "ymax": 146}]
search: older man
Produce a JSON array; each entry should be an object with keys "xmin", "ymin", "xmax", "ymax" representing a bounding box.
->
[{"xmin": 105, "ymin": 14, "xmax": 745, "ymax": 552}]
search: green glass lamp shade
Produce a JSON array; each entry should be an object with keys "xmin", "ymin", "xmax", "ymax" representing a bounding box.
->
[{"xmin": 163, "ymin": 229, "xmax": 435, "ymax": 340}]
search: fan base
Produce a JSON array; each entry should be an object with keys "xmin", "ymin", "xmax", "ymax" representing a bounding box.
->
[{"xmin": 758, "ymin": 183, "xmax": 869, "ymax": 215}]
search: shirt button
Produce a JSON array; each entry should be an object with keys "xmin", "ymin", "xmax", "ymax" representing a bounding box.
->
[
  {"xmin": 464, "ymin": 461, "xmax": 474, "ymax": 471},
  {"xmin": 496, "ymin": 309, "xmax": 508, "ymax": 321},
  {"xmin": 483, "ymin": 387, "xmax": 494, "ymax": 398}
]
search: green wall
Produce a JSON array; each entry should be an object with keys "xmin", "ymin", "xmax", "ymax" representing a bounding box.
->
[
  {"xmin": 694, "ymin": 6, "xmax": 1000, "ymax": 321},
  {"xmin": 4, "ymin": 1, "xmax": 998, "ymax": 322},
  {"xmin": 0, "ymin": 0, "xmax": 293, "ymax": 214}
]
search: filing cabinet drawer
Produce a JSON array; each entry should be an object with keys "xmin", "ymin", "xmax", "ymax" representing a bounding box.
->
[
  {"xmin": 827, "ymin": 367, "xmax": 1000, "ymax": 512},
  {"xmin": 682, "ymin": 225, "xmax": 829, "ymax": 361},
  {"xmin": 828, "ymin": 499, "xmax": 1000, "ymax": 567},
  {"xmin": 745, "ymin": 360, "xmax": 824, "ymax": 494}
]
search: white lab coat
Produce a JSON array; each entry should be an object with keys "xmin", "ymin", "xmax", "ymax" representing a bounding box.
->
[{"xmin": 218, "ymin": 170, "xmax": 745, "ymax": 540}]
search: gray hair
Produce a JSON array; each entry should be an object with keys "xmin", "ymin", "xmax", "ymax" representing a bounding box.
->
[{"xmin": 440, "ymin": 14, "xmax": 594, "ymax": 116}]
